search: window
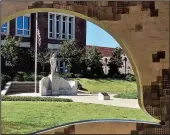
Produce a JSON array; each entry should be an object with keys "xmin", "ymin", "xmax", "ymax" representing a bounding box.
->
[
  {"xmin": 5, "ymin": 61, "xmax": 12, "ymax": 66},
  {"xmin": 57, "ymin": 58, "xmax": 69, "ymax": 73},
  {"xmin": 64, "ymin": 60, "xmax": 68, "ymax": 72},
  {"xmin": 56, "ymin": 15, "xmax": 60, "ymax": 38},
  {"xmin": 1, "ymin": 22, "xmax": 9, "ymax": 35},
  {"xmin": 68, "ymin": 17, "xmax": 74, "ymax": 39},
  {"xmin": 16, "ymin": 14, "xmax": 31, "ymax": 37},
  {"xmin": 59, "ymin": 60, "xmax": 64, "ymax": 72},
  {"xmin": 62, "ymin": 16, "xmax": 67, "ymax": 39},
  {"xmin": 49, "ymin": 14, "xmax": 55, "ymax": 38},
  {"xmin": 48, "ymin": 13, "xmax": 75, "ymax": 40}
]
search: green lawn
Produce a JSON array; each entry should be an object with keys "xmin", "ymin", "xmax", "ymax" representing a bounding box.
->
[
  {"xmin": 2, "ymin": 101, "xmax": 157, "ymax": 134},
  {"xmin": 75, "ymin": 78, "xmax": 137, "ymax": 99}
]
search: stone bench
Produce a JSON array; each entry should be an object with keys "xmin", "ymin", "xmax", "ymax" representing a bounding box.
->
[{"xmin": 98, "ymin": 92, "xmax": 110, "ymax": 100}]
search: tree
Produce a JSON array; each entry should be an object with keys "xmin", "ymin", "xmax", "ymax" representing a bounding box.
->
[
  {"xmin": 31, "ymin": 49, "xmax": 52, "ymax": 72},
  {"xmin": 85, "ymin": 46, "xmax": 104, "ymax": 78},
  {"xmin": 59, "ymin": 40, "xmax": 86, "ymax": 74},
  {"xmin": 108, "ymin": 47, "xmax": 123, "ymax": 77},
  {"xmin": 1, "ymin": 36, "xmax": 21, "ymax": 70}
]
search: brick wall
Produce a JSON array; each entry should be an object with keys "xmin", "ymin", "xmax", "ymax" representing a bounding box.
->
[{"xmin": 75, "ymin": 17, "xmax": 86, "ymax": 47}]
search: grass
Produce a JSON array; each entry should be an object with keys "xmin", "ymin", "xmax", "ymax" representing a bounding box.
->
[
  {"xmin": 2, "ymin": 101, "xmax": 158, "ymax": 134},
  {"xmin": 114, "ymin": 92, "xmax": 137, "ymax": 99},
  {"xmin": 74, "ymin": 78, "xmax": 137, "ymax": 99}
]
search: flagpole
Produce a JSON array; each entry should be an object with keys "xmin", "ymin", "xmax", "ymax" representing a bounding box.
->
[{"xmin": 35, "ymin": 12, "xmax": 38, "ymax": 93}]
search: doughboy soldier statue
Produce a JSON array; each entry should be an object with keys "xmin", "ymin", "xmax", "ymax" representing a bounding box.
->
[{"xmin": 50, "ymin": 53, "xmax": 58, "ymax": 74}]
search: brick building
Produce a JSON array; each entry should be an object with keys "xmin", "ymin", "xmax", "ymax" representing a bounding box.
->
[
  {"xmin": 1, "ymin": 12, "xmax": 86, "ymax": 72},
  {"xmin": 86, "ymin": 45, "xmax": 134, "ymax": 75}
]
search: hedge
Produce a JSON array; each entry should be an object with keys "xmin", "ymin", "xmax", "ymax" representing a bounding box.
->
[
  {"xmin": 1, "ymin": 74, "xmax": 12, "ymax": 89},
  {"xmin": 1, "ymin": 96, "xmax": 73, "ymax": 102},
  {"xmin": 125, "ymin": 74, "xmax": 136, "ymax": 82}
]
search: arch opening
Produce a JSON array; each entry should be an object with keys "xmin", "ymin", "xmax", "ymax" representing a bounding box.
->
[
  {"xmin": 1, "ymin": 7, "xmax": 157, "ymax": 134},
  {"xmin": 1, "ymin": 8, "xmax": 142, "ymax": 107}
]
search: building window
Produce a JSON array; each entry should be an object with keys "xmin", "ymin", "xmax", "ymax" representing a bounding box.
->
[
  {"xmin": 49, "ymin": 14, "xmax": 55, "ymax": 38},
  {"xmin": 5, "ymin": 61, "xmax": 12, "ymax": 66},
  {"xmin": 56, "ymin": 15, "xmax": 60, "ymax": 39},
  {"xmin": 57, "ymin": 58, "xmax": 69, "ymax": 73},
  {"xmin": 16, "ymin": 14, "xmax": 31, "ymax": 37},
  {"xmin": 68, "ymin": 17, "xmax": 74, "ymax": 39},
  {"xmin": 62, "ymin": 16, "xmax": 67, "ymax": 39},
  {"xmin": 48, "ymin": 13, "xmax": 75, "ymax": 40},
  {"xmin": 1, "ymin": 22, "xmax": 9, "ymax": 35},
  {"xmin": 59, "ymin": 60, "xmax": 64, "ymax": 72}
]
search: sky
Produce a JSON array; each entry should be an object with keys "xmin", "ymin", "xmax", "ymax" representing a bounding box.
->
[{"xmin": 86, "ymin": 21, "xmax": 120, "ymax": 48}]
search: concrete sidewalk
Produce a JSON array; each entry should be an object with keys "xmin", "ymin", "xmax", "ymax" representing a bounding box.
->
[
  {"xmin": 7, "ymin": 93, "xmax": 140, "ymax": 109},
  {"xmin": 59, "ymin": 94, "xmax": 140, "ymax": 109}
]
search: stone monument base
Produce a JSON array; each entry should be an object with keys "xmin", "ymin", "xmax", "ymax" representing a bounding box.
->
[{"xmin": 39, "ymin": 73, "xmax": 78, "ymax": 96}]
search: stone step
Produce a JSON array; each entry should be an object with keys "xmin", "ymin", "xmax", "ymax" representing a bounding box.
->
[
  {"xmin": 1, "ymin": 90, "xmax": 7, "ymax": 95},
  {"xmin": 6, "ymin": 82, "xmax": 40, "ymax": 94},
  {"xmin": 4, "ymin": 86, "xmax": 9, "ymax": 89}
]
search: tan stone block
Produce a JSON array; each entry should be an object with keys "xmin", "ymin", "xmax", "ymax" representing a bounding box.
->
[
  {"xmin": 98, "ymin": 7, "xmax": 113, "ymax": 20},
  {"xmin": 72, "ymin": 5, "xmax": 87, "ymax": 15}
]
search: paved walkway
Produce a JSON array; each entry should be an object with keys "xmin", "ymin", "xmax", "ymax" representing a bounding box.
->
[{"xmin": 8, "ymin": 93, "xmax": 140, "ymax": 109}]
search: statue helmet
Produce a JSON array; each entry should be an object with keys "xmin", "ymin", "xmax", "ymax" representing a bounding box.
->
[{"xmin": 52, "ymin": 53, "xmax": 57, "ymax": 58}]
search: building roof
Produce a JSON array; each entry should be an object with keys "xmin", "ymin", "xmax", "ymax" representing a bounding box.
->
[{"xmin": 86, "ymin": 45, "xmax": 116, "ymax": 57}]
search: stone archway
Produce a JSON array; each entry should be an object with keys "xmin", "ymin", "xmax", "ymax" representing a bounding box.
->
[{"xmin": 1, "ymin": 1, "xmax": 170, "ymax": 134}]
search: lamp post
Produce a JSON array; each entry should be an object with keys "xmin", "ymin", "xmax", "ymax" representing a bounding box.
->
[
  {"xmin": 124, "ymin": 57, "xmax": 127, "ymax": 75},
  {"xmin": 104, "ymin": 58, "xmax": 108, "ymax": 74}
]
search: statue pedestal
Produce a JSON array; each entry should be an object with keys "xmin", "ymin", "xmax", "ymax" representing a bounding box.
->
[
  {"xmin": 39, "ymin": 77, "xmax": 51, "ymax": 96},
  {"xmin": 39, "ymin": 73, "xmax": 78, "ymax": 96},
  {"xmin": 49, "ymin": 73, "xmax": 60, "ymax": 96}
]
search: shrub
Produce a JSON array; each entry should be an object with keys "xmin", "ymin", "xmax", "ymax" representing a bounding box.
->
[
  {"xmin": 84, "ymin": 70, "xmax": 104, "ymax": 79},
  {"xmin": 110, "ymin": 73, "xmax": 121, "ymax": 79},
  {"xmin": 125, "ymin": 74, "xmax": 136, "ymax": 82},
  {"xmin": 23, "ymin": 72, "xmax": 32, "ymax": 76},
  {"xmin": 18, "ymin": 72, "xmax": 25, "ymax": 76},
  {"xmin": 5, "ymin": 71, "xmax": 16, "ymax": 79},
  {"xmin": 74, "ymin": 74, "xmax": 83, "ymax": 78},
  {"xmin": 59, "ymin": 73, "xmax": 74, "ymax": 79},
  {"xmin": 39, "ymin": 72, "xmax": 49, "ymax": 76},
  {"xmin": 1, "ymin": 74, "xmax": 11, "ymax": 89},
  {"xmin": 103, "ymin": 74, "xmax": 108, "ymax": 79},
  {"xmin": 1, "ymin": 96, "xmax": 73, "ymax": 102},
  {"xmin": 23, "ymin": 75, "xmax": 34, "ymax": 81},
  {"xmin": 37, "ymin": 75, "xmax": 44, "ymax": 81},
  {"xmin": 23, "ymin": 74, "xmax": 44, "ymax": 81},
  {"xmin": 118, "ymin": 74, "xmax": 126, "ymax": 79},
  {"xmin": 13, "ymin": 74, "xmax": 24, "ymax": 81},
  {"xmin": 93, "ymin": 73, "xmax": 100, "ymax": 79}
]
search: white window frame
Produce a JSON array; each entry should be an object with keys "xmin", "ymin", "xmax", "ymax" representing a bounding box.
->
[
  {"xmin": 15, "ymin": 14, "xmax": 31, "ymax": 37},
  {"xmin": 68, "ymin": 17, "xmax": 74, "ymax": 40},
  {"xmin": 56, "ymin": 15, "xmax": 60, "ymax": 39},
  {"xmin": 62, "ymin": 15, "xmax": 67, "ymax": 40},
  {"xmin": 48, "ymin": 12, "xmax": 75, "ymax": 40},
  {"xmin": 1, "ymin": 22, "xmax": 9, "ymax": 35},
  {"xmin": 48, "ymin": 13, "xmax": 55, "ymax": 39}
]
